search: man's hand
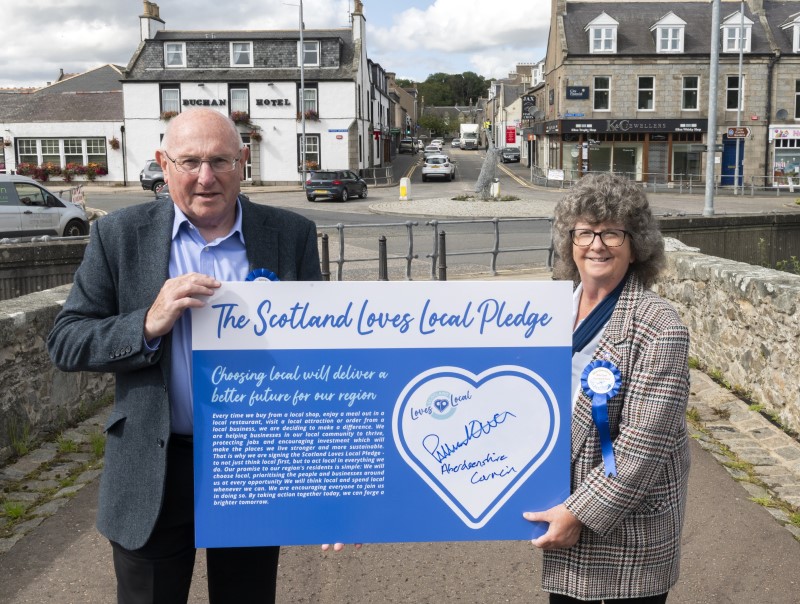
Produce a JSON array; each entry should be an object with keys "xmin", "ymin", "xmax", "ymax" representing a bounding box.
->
[
  {"xmin": 144, "ymin": 273, "xmax": 221, "ymax": 340},
  {"xmin": 524, "ymin": 504, "xmax": 583, "ymax": 550}
]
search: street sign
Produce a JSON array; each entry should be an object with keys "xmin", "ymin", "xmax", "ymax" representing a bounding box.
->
[{"xmin": 727, "ymin": 127, "xmax": 751, "ymax": 138}]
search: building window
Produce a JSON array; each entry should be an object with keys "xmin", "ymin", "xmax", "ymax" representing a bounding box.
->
[
  {"xmin": 638, "ymin": 77, "xmax": 655, "ymax": 110},
  {"xmin": 161, "ymin": 86, "xmax": 181, "ymax": 114},
  {"xmin": 298, "ymin": 83, "xmax": 318, "ymax": 114},
  {"xmin": 658, "ymin": 27, "xmax": 683, "ymax": 52},
  {"xmin": 793, "ymin": 23, "xmax": 800, "ymax": 53},
  {"xmin": 591, "ymin": 27, "xmax": 616, "ymax": 53},
  {"xmin": 17, "ymin": 139, "xmax": 38, "ymax": 165},
  {"xmin": 682, "ymin": 76, "xmax": 699, "ymax": 110},
  {"xmin": 86, "ymin": 138, "xmax": 107, "ymax": 167},
  {"xmin": 298, "ymin": 134, "xmax": 320, "ymax": 171},
  {"xmin": 795, "ymin": 80, "xmax": 800, "ymax": 119},
  {"xmin": 594, "ymin": 76, "xmax": 610, "ymax": 111},
  {"xmin": 229, "ymin": 86, "xmax": 249, "ymax": 114},
  {"xmin": 164, "ymin": 42, "xmax": 186, "ymax": 68},
  {"xmin": 41, "ymin": 139, "xmax": 60, "ymax": 166},
  {"xmin": 726, "ymin": 76, "xmax": 742, "ymax": 111},
  {"xmin": 230, "ymin": 42, "xmax": 253, "ymax": 67},
  {"xmin": 299, "ymin": 40, "xmax": 320, "ymax": 66},
  {"xmin": 722, "ymin": 13, "xmax": 752, "ymax": 53},
  {"xmin": 64, "ymin": 139, "xmax": 83, "ymax": 165}
]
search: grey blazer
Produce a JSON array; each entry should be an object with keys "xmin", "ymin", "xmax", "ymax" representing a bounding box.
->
[
  {"xmin": 541, "ymin": 274, "xmax": 691, "ymax": 600},
  {"xmin": 47, "ymin": 197, "xmax": 322, "ymax": 550}
]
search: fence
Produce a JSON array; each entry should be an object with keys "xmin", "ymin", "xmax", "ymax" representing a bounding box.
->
[
  {"xmin": 317, "ymin": 217, "xmax": 554, "ymax": 281},
  {"xmin": 359, "ymin": 166, "xmax": 394, "ymax": 186}
]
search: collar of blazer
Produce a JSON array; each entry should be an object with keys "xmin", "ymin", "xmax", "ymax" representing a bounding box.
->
[{"xmin": 570, "ymin": 274, "xmax": 645, "ymax": 463}]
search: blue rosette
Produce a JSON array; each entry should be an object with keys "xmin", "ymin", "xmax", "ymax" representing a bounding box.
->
[
  {"xmin": 245, "ymin": 268, "xmax": 280, "ymax": 282},
  {"xmin": 581, "ymin": 359, "xmax": 622, "ymax": 477}
]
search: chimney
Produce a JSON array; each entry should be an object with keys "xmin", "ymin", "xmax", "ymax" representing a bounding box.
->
[{"xmin": 140, "ymin": 1, "xmax": 165, "ymax": 41}]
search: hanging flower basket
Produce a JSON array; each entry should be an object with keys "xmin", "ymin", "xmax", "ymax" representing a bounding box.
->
[
  {"xmin": 249, "ymin": 130, "xmax": 263, "ymax": 142},
  {"xmin": 230, "ymin": 111, "xmax": 251, "ymax": 126},
  {"xmin": 3, "ymin": 140, "xmax": 10, "ymax": 147},
  {"xmin": 109, "ymin": 136, "xmax": 120, "ymax": 150}
]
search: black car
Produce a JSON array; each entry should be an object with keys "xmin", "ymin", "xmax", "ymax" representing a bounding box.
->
[
  {"xmin": 500, "ymin": 147, "xmax": 521, "ymax": 163},
  {"xmin": 305, "ymin": 170, "xmax": 368, "ymax": 202}
]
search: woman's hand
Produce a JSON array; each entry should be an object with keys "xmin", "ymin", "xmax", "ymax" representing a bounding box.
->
[
  {"xmin": 523, "ymin": 504, "xmax": 583, "ymax": 550},
  {"xmin": 321, "ymin": 543, "xmax": 363, "ymax": 552}
]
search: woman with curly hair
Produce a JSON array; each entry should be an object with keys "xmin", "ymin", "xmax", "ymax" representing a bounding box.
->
[{"xmin": 524, "ymin": 173, "xmax": 691, "ymax": 603}]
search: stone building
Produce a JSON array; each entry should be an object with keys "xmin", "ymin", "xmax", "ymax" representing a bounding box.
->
[
  {"xmin": 535, "ymin": 0, "xmax": 800, "ymax": 187},
  {"xmin": 122, "ymin": 0, "xmax": 384, "ymax": 185}
]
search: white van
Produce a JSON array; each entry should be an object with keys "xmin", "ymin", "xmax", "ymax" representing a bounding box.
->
[{"xmin": 0, "ymin": 174, "xmax": 89, "ymax": 238}]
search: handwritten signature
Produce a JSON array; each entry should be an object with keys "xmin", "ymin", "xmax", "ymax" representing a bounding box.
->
[{"xmin": 422, "ymin": 411, "xmax": 517, "ymax": 463}]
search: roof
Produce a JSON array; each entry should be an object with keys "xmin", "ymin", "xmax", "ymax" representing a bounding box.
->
[
  {"xmin": 765, "ymin": 1, "xmax": 800, "ymax": 54},
  {"xmin": 37, "ymin": 65, "xmax": 124, "ymax": 95},
  {"xmin": 563, "ymin": 2, "xmax": 774, "ymax": 55}
]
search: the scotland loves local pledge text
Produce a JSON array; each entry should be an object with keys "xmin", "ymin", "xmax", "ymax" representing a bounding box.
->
[{"xmin": 192, "ymin": 281, "xmax": 573, "ymax": 547}]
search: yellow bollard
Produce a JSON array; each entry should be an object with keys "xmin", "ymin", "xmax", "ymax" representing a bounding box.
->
[{"xmin": 399, "ymin": 177, "xmax": 411, "ymax": 201}]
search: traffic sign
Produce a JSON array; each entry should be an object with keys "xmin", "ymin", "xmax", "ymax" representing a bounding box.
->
[{"xmin": 727, "ymin": 127, "xmax": 751, "ymax": 138}]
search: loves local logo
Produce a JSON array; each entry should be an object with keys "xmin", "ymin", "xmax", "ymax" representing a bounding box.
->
[{"xmin": 393, "ymin": 365, "xmax": 560, "ymax": 529}]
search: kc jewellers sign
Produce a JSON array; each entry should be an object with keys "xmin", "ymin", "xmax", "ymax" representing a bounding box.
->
[{"xmin": 563, "ymin": 119, "xmax": 708, "ymax": 134}]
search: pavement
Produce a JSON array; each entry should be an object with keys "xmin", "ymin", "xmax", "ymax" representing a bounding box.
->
[{"xmin": 2, "ymin": 173, "xmax": 800, "ymax": 602}]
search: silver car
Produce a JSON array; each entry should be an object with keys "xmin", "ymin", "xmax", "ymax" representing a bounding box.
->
[{"xmin": 0, "ymin": 174, "xmax": 89, "ymax": 238}]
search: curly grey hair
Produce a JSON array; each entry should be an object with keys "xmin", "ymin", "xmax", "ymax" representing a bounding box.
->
[{"xmin": 552, "ymin": 173, "xmax": 665, "ymax": 287}]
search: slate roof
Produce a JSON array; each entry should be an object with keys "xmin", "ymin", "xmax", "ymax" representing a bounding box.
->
[
  {"xmin": 0, "ymin": 65, "xmax": 124, "ymax": 123},
  {"xmin": 563, "ymin": 2, "xmax": 774, "ymax": 56},
  {"xmin": 123, "ymin": 28, "xmax": 357, "ymax": 83},
  {"xmin": 765, "ymin": 1, "xmax": 800, "ymax": 54}
]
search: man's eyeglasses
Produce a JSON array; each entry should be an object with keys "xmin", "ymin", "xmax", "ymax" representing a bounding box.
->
[
  {"xmin": 569, "ymin": 229, "xmax": 629, "ymax": 247},
  {"xmin": 163, "ymin": 152, "xmax": 240, "ymax": 174}
]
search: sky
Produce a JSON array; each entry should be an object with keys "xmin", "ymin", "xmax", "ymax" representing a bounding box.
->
[{"xmin": 0, "ymin": 0, "xmax": 551, "ymax": 89}]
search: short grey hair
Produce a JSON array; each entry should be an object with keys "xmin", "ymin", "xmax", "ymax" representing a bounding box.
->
[
  {"xmin": 552, "ymin": 173, "xmax": 665, "ymax": 287},
  {"xmin": 161, "ymin": 108, "xmax": 243, "ymax": 152}
]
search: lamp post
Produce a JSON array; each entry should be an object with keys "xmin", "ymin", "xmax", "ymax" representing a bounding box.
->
[
  {"xmin": 299, "ymin": 0, "xmax": 307, "ymax": 187},
  {"xmin": 733, "ymin": 0, "xmax": 745, "ymax": 195},
  {"xmin": 704, "ymin": 0, "xmax": 721, "ymax": 216}
]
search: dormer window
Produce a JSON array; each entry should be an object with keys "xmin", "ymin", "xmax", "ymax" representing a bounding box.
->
[
  {"xmin": 651, "ymin": 12, "xmax": 686, "ymax": 53},
  {"xmin": 299, "ymin": 40, "xmax": 320, "ymax": 66},
  {"xmin": 164, "ymin": 42, "xmax": 186, "ymax": 68},
  {"xmin": 230, "ymin": 42, "xmax": 253, "ymax": 67},
  {"xmin": 722, "ymin": 11, "xmax": 753, "ymax": 53},
  {"xmin": 780, "ymin": 12, "xmax": 800, "ymax": 53},
  {"xmin": 585, "ymin": 13, "xmax": 618, "ymax": 54}
]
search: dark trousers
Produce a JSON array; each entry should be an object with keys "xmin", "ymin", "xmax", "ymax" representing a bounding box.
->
[
  {"xmin": 111, "ymin": 436, "xmax": 280, "ymax": 604},
  {"xmin": 550, "ymin": 594, "xmax": 668, "ymax": 604}
]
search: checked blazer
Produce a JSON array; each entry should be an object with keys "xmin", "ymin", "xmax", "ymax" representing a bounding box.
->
[
  {"xmin": 47, "ymin": 196, "xmax": 321, "ymax": 550},
  {"xmin": 541, "ymin": 274, "xmax": 691, "ymax": 601}
]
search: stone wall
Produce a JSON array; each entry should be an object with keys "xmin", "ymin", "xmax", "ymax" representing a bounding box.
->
[
  {"xmin": 0, "ymin": 285, "xmax": 113, "ymax": 461},
  {"xmin": 655, "ymin": 241, "xmax": 800, "ymax": 434}
]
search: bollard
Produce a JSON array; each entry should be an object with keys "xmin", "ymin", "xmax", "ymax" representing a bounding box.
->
[
  {"xmin": 320, "ymin": 233, "xmax": 331, "ymax": 281},
  {"xmin": 399, "ymin": 176, "xmax": 411, "ymax": 201},
  {"xmin": 490, "ymin": 177, "xmax": 500, "ymax": 199},
  {"xmin": 437, "ymin": 231, "xmax": 447, "ymax": 281},
  {"xmin": 378, "ymin": 236, "xmax": 389, "ymax": 281}
]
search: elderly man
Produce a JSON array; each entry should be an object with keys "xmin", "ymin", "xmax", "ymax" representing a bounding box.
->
[{"xmin": 48, "ymin": 108, "xmax": 322, "ymax": 603}]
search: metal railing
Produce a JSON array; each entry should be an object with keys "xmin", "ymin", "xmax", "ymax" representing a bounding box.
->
[
  {"xmin": 317, "ymin": 217, "xmax": 554, "ymax": 281},
  {"xmin": 359, "ymin": 166, "xmax": 394, "ymax": 186},
  {"xmin": 748, "ymin": 175, "xmax": 800, "ymax": 197}
]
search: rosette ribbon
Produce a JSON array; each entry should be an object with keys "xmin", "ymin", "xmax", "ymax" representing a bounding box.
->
[
  {"xmin": 581, "ymin": 359, "xmax": 621, "ymax": 477},
  {"xmin": 245, "ymin": 268, "xmax": 280, "ymax": 282}
]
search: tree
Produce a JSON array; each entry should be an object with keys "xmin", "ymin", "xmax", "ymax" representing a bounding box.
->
[
  {"xmin": 418, "ymin": 71, "xmax": 490, "ymax": 109},
  {"xmin": 418, "ymin": 114, "xmax": 449, "ymax": 137},
  {"xmin": 395, "ymin": 78, "xmax": 415, "ymax": 88}
]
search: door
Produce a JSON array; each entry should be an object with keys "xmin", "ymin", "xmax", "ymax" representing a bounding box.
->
[{"xmin": 721, "ymin": 137, "xmax": 744, "ymax": 186}]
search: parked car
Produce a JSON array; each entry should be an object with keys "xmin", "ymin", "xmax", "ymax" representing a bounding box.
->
[
  {"xmin": 139, "ymin": 159, "xmax": 165, "ymax": 192},
  {"xmin": 0, "ymin": 174, "xmax": 89, "ymax": 238},
  {"xmin": 398, "ymin": 138, "xmax": 417, "ymax": 154},
  {"xmin": 416, "ymin": 139, "xmax": 425, "ymax": 151},
  {"xmin": 155, "ymin": 183, "xmax": 171, "ymax": 200},
  {"xmin": 421, "ymin": 154, "xmax": 455, "ymax": 182},
  {"xmin": 305, "ymin": 169, "xmax": 368, "ymax": 202},
  {"xmin": 500, "ymin": 147, "xmax": 521, "ymax": 163},
  {"xmin": 451, "ymin": 138, "xmax": 461, "ymax": 148}
]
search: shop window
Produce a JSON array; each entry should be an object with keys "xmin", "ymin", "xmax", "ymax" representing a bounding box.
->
[
  {"xmin": 299, "ymin": 40, "xmax": 320, "ymax": 67},
  {"xmin": 161, "ymin": 86, "xmax": 181, "ymax": 114},
  {"xmin": 230, "ymin": 42, "xmax": 253, "ymax": 67},
  {"xmin": 638, "ymin": 76, "xmax": 654, "ymax": 111},
  {"xmin": 726, "ymin": 76, "xmax": 743, "ymax": 111},
  {"xmin": 773, "ymin": 138, "xmax": 800, "ymax": 187},
  {"xmin": 229, "ymin": 86, "xmax": 249, "ymax": 114},
  {"xmin": 164, "ymin": 42, "xmax": 186, "ymax": 68},
  {"xmin": 682, "ymin": 76, "xmax": 699, "ymax": 110},
  {"xmin": 298, "ymin": 134, "xmax": 320, "ymax": 171},
  {"xmin": 722, "ymin": 12, "xmax": 752, "ymax": 53},
  {"xmin": 594, "ymin": 76, "xmax": 610, "ymax": 111}
]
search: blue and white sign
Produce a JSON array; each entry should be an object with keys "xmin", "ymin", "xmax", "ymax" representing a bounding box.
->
[{"xmin": 191, "ymin": 281, "xmax": 572, "ymax": 547}]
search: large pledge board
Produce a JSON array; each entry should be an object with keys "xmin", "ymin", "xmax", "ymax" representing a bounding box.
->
[{"xmin": 192, "ymin": 281, "xmax": 572, "ymax": 547}]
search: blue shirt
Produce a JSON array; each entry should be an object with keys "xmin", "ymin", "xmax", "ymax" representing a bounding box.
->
[{"xmin": 167, "ymin": 200, "xmax": 248, "ymax": 434}]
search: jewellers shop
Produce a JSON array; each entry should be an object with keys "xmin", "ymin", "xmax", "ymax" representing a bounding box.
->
[
  {"xmin": 540, "ymin": 118, "xmax": 708, "ymax": 182},
  {"xmin": 769, "ymin": 126, "xmax": 800, "ymax": 187}
]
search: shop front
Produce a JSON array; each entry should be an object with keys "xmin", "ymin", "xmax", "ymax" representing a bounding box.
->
[
  {"xmin": 769, "ymin": 126, "xmax": 800, "ymax": 188},
  {"xmin": 545, "ymin": 118, "xmax": 707, "ymax": 183}
]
